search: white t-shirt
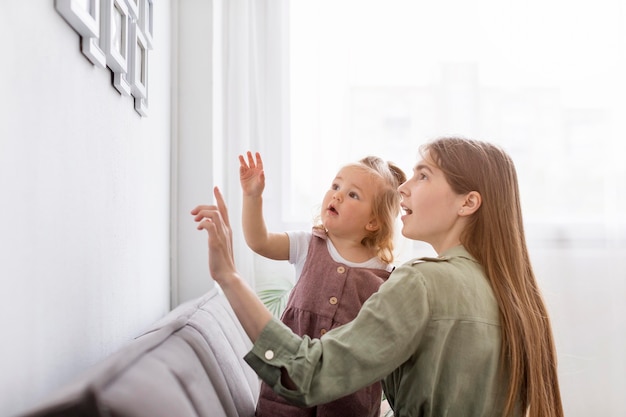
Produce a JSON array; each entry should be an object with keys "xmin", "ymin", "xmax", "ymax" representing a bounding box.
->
[{"xmin": 286, "ymin": 230, "xmax": 393, "ymax": 282}]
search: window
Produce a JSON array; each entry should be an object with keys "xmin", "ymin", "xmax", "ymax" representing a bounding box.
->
[{"xmin": 286, "ymin": 1, "xmax": 626, "ymax": 415}]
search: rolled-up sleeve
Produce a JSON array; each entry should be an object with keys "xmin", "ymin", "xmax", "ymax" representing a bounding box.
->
[
  {"xmin": 244, "ymin": 318, "xmax": 318, "ymax": 401},
  {"xmin": 244, "ymin": 263, "xmax": 431, "ymax": 406}
]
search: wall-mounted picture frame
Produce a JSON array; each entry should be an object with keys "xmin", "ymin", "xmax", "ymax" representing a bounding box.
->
[
  {"xmin": 56, "ymin": 0, "xmax": 107, "ymax": 67},
  {"xmin": 56, "ymin": 0, "xmax": 99, "ymax": 39},
  {"xmin": 134, "ymin": 88, "xmax": 149, "ymax": 117},
  {"xmin": 129, "ymin": 20, "xmax": 149, "ymax": 117},
  {"xmin": 113, "ymin": 72, "xmax": 132, "ymax": 96},
  {"xmin": 81, "ymin": 0, "xmax": 106, "ymax": 68},
  {"xmin": 102, "ymin": 0, "xmax": 129, "ymax": 74},
  {"xmin": 102, "ymin": 0, "xmax": 131, "ymax": 95},
  {"xmin": 126, "ymin": 0, "xmax": 140, "ymax": 20},
  {"xmin": 130, "ymin": 21, "xmax": 148, "ymax": 100},
  {"xmin": 139, "ymin": 0, "xmax": 154, "ymax": 49},
  {"xmin": 82, "ymin": 36, "xmax": 107, "ymax": 68},
  {"xmin": 57, "ymin": 0, "xmax": 153, "ymax": 117}
]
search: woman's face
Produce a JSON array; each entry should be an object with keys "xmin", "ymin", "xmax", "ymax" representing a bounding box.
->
[{"xmin": 398, "ymin": 152, "xmax": 466, "ymax": 253}]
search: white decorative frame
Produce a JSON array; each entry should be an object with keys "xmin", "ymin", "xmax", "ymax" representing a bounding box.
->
[
  {"xmin": 82, "ymin": 36, "xmax": 107, "ymax": 68},
  {"xmin": 56, "ymin": 0, "xmax": 106, "ymax": 67},
  {"xmin": 126, "ymin": 0, "xmax": 140, "ymax": 20},
  {"xmin": 56, "ymin": 0, "xmax": 153, "ymax": 117},
  {"xmin": 56, "ymin": 0, "xmax": 99, "ymax": 38},
  {"xmin": 140, "ymin": 0, "xmax": 154, "ymax": 49},
  {"xmin": 130, "ymin": 21, "xmax": 147, "ymax": 98},
  {"xmin": 134, "ymin": 83, "xmax": 149, "ymax": 117},
  {"xmin": 101, "ymin": 0, "xmax": 131, "ymax": 96},
  {"xmin": 130, "ymin": 20, "xmax": 149, "ymax": 117},
  {"xmin": 131, "ymin": 1, "xmax": 153, "ymax": 116}
]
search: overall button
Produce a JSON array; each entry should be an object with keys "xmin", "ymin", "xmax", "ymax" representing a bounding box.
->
[
  {"xmin": 337, "ymin": 266, "xmax": 346, "ymax": 274},
  {"xmin": 264, "ymin": 350, "xmax": 275, "ymax": 360},
  {"xmin": 329, "ymin": 296, "xmax": 338, "ymax": 305}
]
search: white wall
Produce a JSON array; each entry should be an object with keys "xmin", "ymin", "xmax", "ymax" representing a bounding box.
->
[
  {"xmin": 0, "ymin": 2, "xmax": 173, "ymax": 416},
  {"xmin": 170, "ymin": 0, "xmax": 218, "ymax": 305}
]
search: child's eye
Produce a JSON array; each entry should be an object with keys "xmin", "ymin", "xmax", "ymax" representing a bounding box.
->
[
  {"xmin": 331, "ymin": 183, "xmax": 339, "ymax": 190},
  {"xmin": 348, "ymin": 191, "xmax": 360, "ymax": 200}
]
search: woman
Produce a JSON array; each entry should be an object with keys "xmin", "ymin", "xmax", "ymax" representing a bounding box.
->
[{"xmin": 191, "ymin": 137, "xmax": 563, "ymax": 417}]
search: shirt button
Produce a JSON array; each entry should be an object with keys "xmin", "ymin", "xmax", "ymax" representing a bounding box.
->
[
  {"xmin": 337, "ymin": 266, "xmax": 346, "ymax": 274},
  {"xmin": 329, "ymin": 296, "xmax": 338, "ymax": 305},
  {"xmin": 320, "ymin": 328, "xmax": 327, "ymax": 336},
  {"xmin": 264, "ymin": 350, "xmax": 275, "ymax": 360}
]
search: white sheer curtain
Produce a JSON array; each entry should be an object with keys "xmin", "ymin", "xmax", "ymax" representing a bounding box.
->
[
  {"xmin": 285, "ymin": 1, "xmax": 626, "ymax": 416},
  {"xmin": 212, "ymin": 1, "xmax": 625, "ymax": 414},
  {"xmin": 216, "ymin": 0, "xmax": 290, "ymax": 286}
]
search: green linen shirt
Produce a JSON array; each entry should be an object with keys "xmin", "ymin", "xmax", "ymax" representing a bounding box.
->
[{"xmin": 244, "ymin": 246, "xmax": 515, "ymax": 417}]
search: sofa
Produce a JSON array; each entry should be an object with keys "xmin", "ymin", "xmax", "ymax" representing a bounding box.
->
[{"xmin": 18, "ymin": 288, "xmax": 260, "ymax": 417}]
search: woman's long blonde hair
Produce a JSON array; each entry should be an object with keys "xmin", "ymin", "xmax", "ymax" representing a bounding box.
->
[
  {"xmin": 314, "ymin": 156, "xmax": 406, "ymax": 264},
  {"xmin": 423, "ymin": 137, "xmax": 563, "ymax": 417}
]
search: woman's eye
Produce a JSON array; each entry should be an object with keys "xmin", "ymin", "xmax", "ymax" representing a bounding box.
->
[{"xmin": 419, "ymin": 173, "xmax": 427, "ymax": 180}]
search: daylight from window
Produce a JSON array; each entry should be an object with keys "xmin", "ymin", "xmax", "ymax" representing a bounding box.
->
[{"xmin": 287, "ymin": 1, "xmax": 626, "ymax": 415}]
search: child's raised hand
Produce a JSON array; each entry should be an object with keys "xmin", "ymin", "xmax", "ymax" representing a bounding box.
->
[{"xmin": 239, "ymin": 151, "xmax": 265, "ymax": 197}]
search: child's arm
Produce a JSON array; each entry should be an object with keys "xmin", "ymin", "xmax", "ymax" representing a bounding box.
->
[{"xmin": 239, "ymin": 151, "xmax": 290, "ymax": 260}]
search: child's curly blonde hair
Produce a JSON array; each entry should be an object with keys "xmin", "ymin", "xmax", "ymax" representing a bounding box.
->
[{"xmin": 314, "ymin": 156, "xmax": 406, "ymax": 264}]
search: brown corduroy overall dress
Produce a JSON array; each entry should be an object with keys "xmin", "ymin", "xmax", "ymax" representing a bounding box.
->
[{"xmin": 255, "ymin": 229, "xmax": 390, "ymax": 417}]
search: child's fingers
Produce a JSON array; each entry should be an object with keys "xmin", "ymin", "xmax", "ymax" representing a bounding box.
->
[
  {"xmin": 239, "ymin": 154, "xmax": 248, "ymax": 169},
  {"xmin": 246, "ymin": 151, "xmax": 255, "ymax": 168}
]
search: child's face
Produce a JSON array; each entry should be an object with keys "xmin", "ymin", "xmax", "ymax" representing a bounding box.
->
[{"xmin": 321, "ymin": 166, "xmax": 379, "ymax": 240}]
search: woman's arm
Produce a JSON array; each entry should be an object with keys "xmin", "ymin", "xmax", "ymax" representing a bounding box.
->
[
  {"xmin": 244, "ymin": 264, "xmax": 430, "ymax": 406},
  {"xmin": 191, "ymin": 186, "xmax": 272, "ymax": 341}
]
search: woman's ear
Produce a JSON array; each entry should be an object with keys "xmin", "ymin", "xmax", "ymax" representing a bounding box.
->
[{"xmin": 459, "ymin": 191, "xmax": 482, "ymax": 216}]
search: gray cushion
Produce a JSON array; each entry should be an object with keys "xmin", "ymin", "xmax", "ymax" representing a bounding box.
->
[{"xmin": 19, "ymin": 289, "xmax": 259, "ymax": 417}]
